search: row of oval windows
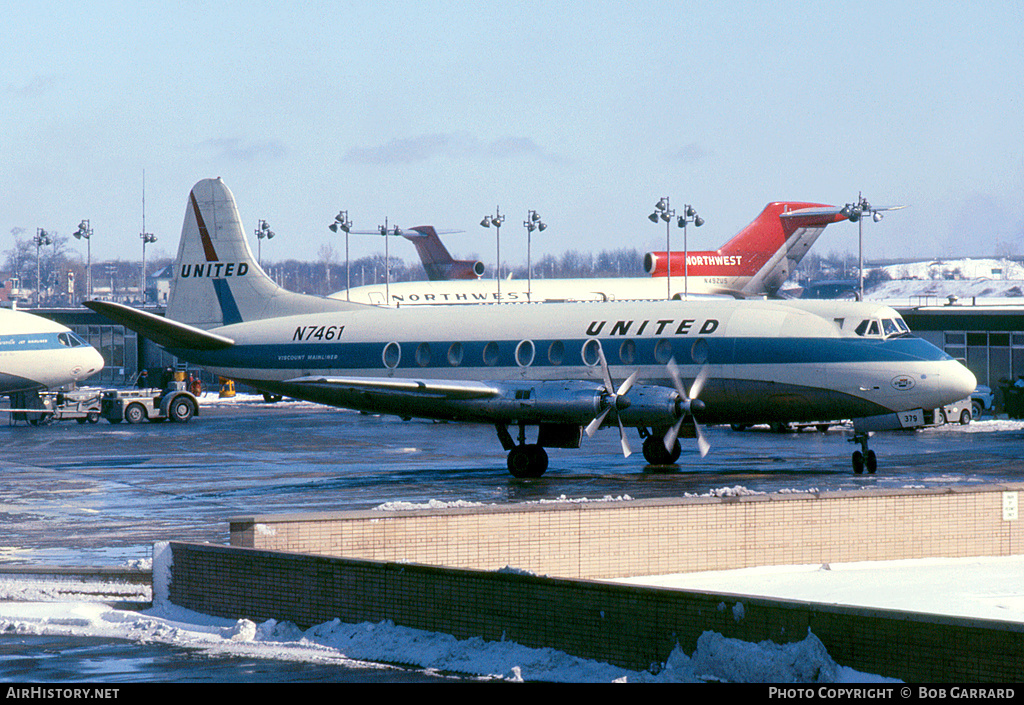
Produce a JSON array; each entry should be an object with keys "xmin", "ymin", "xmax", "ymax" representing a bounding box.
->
[{"xmin": 381, "ymin": 337, "xmax": 711, "ymax": 369}]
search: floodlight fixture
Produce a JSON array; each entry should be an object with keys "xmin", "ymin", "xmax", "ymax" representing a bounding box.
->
[{"xmin": 481, "ymin": 207, "xmax": 504, "ymax": 299}]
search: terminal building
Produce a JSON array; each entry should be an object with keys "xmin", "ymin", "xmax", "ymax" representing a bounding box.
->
[{"xmin": 896, "ymin": 302, "xmax": 1024, "ymax": 408}]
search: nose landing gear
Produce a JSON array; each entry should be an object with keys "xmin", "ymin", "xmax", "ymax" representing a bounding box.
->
[{"xmin": 850, "ymin": 432, "xmax": 877, "ymax": 474}]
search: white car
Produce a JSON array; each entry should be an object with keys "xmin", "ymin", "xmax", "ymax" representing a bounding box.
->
[{"xmin": 971, "ymin": 385, "xmax": 995, "ymax": 420}]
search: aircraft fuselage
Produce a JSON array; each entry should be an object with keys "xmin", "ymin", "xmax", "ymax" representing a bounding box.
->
[{"xmin": 171, "ymin": 298, "xmax": 973, "ymax": 428}]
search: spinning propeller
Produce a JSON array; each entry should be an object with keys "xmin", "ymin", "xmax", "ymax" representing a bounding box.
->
[
  {"xmin": 584, "ymin": 344, "xmax": 639, "ymax": 457},
  {"xmin": 665, "ymin": 358, "xmax": 710, "ymax": 458}
]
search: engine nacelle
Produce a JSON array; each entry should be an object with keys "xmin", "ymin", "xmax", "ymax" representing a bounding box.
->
[{"xmin": 464, "ymin": 380, "xmax": 682, "ymax": 429}]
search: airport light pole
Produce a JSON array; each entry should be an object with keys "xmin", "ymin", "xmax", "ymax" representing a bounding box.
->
[
  {"xmin": 255, "ymin": 219, "xmax": 275, "ymax": 268},
  {"xmin": 329, "ymin": 211, "xmax": 352, "ymax": 301},
  {"xmin": 73, "ymin": 219, "xmax": 93, "ymax": 301},
  {"xmin": 650, "ymin": 199, "xmax": 674, "ymax": 300},
  {"xmin": 140, "ymin": 231, "xmax": 157, "ymax": 304},
  {"xmin": 523, "ymin": 210, "xmax": 546, "ymax": 299},
  {"xmin": 33, "ymin": 228, "xmax": 52, "ymax": 307},
  {"xmin": 840, "ymin": 193, "xmax": 899, "ymax": 301},
  {"xmin": 480, "ymin": 207, "xmax": 504, "ymax": 301},
  {"xmin": 677, "ymin": 204, "xmax": 704, "ymax": 301},
  {"xmin": 649, "ymin": 198, "xmax": 703, "ymax": 300},
  {"xmin": 378, "ymin": 218, "xmax": 401, "ymax": 305}
]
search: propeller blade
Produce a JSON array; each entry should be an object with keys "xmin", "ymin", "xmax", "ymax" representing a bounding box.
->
[
  {"xmin": 596, "ymin": 345, "xmax": 614, "ymax": 393},
  {"xmin": 667, "ymin": 357, "xmax": 685, "ymax": 396},
  {"xmin": 689, "ymin": 366, "xmax": 709, "ymax": 401},
  {"xmin": 616, "ymin": 370, "xmax": 639, "ymax": 398},
  {"xmin": 696, "ymin": 422, "xmax": 710, "ymax": 458},
  {"xmin": 665, "ymin": 357, "xmax": 711, "ymax": 457},
  {"xmin": 585, "ymin": 407, "xmax": 609, "ymax": 437},
  {"xmin": 664, "ymin": 416, "xmax": 683, "ymax": 452},
  {"xmin": 618, "ymin": 418, "xmax": 632, "ymax": 457}
]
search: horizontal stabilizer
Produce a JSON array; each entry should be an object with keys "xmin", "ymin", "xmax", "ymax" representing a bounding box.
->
[
  {"xmin": 285, "ymin": 375, "xmax": 500, "ymax": 400},
  {"xmin": 83, "ymin": 301, "xmax": 235, "ymax": 350}
]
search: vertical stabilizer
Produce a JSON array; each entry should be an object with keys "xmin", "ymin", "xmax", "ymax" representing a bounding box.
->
[
  {"xmin": 167, "ymin": 178, "xmax": 356, "ymax": 328},
  {"xmin": 404, "ymin": 226, "xmax": 485, "ymax": 280},
  {"xmin": 642, "ymin": 202, "xmax": 848, "ymax": 297}
]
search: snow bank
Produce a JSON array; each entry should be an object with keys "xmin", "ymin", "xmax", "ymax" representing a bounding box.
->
[{"xmin": 0, "ymin": 589, "xmax": 891, "ymax": 683}]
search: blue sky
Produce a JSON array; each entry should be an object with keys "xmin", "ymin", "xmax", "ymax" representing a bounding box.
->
[{"xmin": 4, "ymin": 1, "xmax": 1023, "ymax": 270}]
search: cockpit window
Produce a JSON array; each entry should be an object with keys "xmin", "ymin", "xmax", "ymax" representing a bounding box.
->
[
  {"xmin": 855, "ymin": 317, "xmax": 912, "ymax": 339},
  {"xmin": 57, "ymin": 332, "xmax": 87, "ymax": 347}
]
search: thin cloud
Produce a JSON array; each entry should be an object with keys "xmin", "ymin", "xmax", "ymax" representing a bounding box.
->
[
  {"xmin": 198, "ymin": 138, "xmax": 286, "ymax": 162},
  {"xmin": 664, "ymin": 143, "xmax": 712, "ymax": 163},
  {"xmin": 343, "ymin": 132, "xmax": 567, "ymax": 165},
  {"xmin": 5, "ymin": 75, "xmax": 60, "ymax": 99}
]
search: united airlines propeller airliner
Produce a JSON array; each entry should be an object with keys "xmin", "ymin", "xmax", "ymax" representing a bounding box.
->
[
  {"xmin": 0, "ymin": 307, "xmax": 104, "ymax": 407},
  {"xmin": 86, "ymin": 178, "xmax": 975, "ymax": 477}
]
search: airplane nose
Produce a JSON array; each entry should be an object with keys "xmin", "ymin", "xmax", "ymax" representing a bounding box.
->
[
  {"xmin": 80, "ymin": 347, "xmax": 106, "ymax": 378},
  {"xmin": 950, "ymin": 360, "xmax": 977, "ymax": 400}
]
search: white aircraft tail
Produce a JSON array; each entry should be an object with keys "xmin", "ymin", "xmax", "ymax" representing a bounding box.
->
[{"xmin": 167, "ymin": 178, "xmax": 355, "ymax": 328}]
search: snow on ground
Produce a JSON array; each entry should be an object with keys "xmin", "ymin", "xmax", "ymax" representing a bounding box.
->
[
  {"xmin": 614, "ymin": 555, "xmax": 1024, "ymax": 624},
  {"xmin": 5, "ymin": 551, "xmax": 1023, "ymax": 681},
  {"xmin": 874, "ymin": 258, "xmax": 1024, "ymax": 282},
  {"xmin": 0, "ymin": 575, "xmax": 891, "ymax": 683},
  {"xmin": 0, "ymin": 545, "xmax": 908, "ymax": 683}
]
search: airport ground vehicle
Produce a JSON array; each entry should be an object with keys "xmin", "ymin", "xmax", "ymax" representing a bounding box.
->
[
  {"xmin": 9, "ymin": 388, "xmax": 102, "ymax": 425},
  {"xmin": 971, "ymin": 385, "xmax": 995, "ymax": 419},
  {"xmin": 99, "ymin": 383, "xmax": 200, "ymax": 424},
  {"xmin": 935, "ymin": 397, "xmax": 972, "ymax": 426}
]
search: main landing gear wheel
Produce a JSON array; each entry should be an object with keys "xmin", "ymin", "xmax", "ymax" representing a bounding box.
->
[
  {"xmin": 507, "ymin": 444, "xmax": 548, "ymax": 479},
  {"xmin": 642, "ymin": 435, "xmax": 681, "ymax": 465}
]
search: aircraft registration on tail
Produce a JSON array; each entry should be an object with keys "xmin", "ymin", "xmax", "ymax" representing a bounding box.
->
[{"xmin": 86, "ymin": 178, "xmax": 975, "ymax": 477}]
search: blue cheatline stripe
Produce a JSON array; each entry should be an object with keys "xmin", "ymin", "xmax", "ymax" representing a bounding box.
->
[
  {"xmin": 0, "ymin": 333, "xmax": 63, "ymax": 351},
  {"xmin": 213, "ymin": 279, "xmax": 243, "ymax": 325},
  {"xmin": 174, "ymin": 335, "xmax": 951, "ymax": 372}
]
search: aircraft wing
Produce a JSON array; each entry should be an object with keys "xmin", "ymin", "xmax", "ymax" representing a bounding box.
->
[
  {"xmin": 83, "ymin": 300, "xmax": 235, "ymax": 350},
  {"xmin": 284, "ymin": 375, "xmax": 501, "ymax": 400}
]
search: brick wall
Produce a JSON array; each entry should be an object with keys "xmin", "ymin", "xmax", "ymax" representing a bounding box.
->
[
  {"xmin": 164, "ymin": 541, "xmax": 1024, "ymax": 681},
  {"xmin": 229, "ymin": 484, "xmax": 1023, "ymax": 579},
  {"xmin": 157, "ymin": 484, "xmax": 1024, "ymax": 681}
]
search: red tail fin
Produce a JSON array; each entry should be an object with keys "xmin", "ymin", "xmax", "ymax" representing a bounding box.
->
[
  {"xmin": 405, "ymin": 226, "xmax": 485, "ymax": 281},
  {"xmin": 643, "ymin": 202, "xmax": 847, "ymax": 279}
]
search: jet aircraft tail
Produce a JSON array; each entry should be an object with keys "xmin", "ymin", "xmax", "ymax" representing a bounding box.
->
[
  {"xmin": 403, "ymin": 226, "xmax": 485, "ymax": 281},
  {"xmin": 643, "ymin": 202, "xmax": 849, "ymax": 296},
  {"xmin": 166, "ymin": 178, "xmax": 356, "ymax": 329}
]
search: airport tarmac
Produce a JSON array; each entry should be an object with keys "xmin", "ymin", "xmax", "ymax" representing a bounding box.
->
[
  {"xmin": 1, "ymin": 394, "xmax": 1022, "ymax": 682},
  {"xmin": 2, "ymin": 394, "xmax": 1022, "ymax": 567}
]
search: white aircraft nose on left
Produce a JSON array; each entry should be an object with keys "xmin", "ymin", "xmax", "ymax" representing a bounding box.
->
[{"xmin": 67, "ymin": 343, "xmax": 105, "ymax": 382}]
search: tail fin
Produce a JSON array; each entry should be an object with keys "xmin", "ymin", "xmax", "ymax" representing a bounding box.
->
[
  {"xmin": 643, "ymin": 202, "xmax": 848, "ymax": 296},
  {"xmin": 404, "ymin": 226, "xmax": 485, "ymax": 280},
  {"xmin": 167, "ymin": 178, "xmax": 356, "ymax": 329},
  {"xmin": 734, "ymin": 203, "xmax": 848, "ymax": 295}
]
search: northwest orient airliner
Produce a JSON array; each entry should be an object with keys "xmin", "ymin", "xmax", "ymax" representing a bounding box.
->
[
  {"xmin": 331, "ymin": 202, "xmax": 852, "ymax": 305},
  {"xmin": 86, "ymin": 178, "xmax": 975, "ymax": 477},
  {"xmin": 0, "ymin": 306, "xmax": 104, "ymax": 407}
]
